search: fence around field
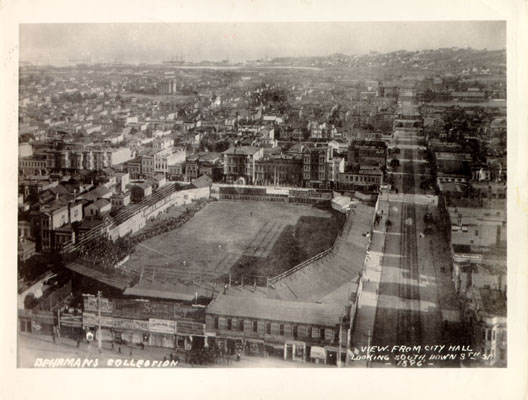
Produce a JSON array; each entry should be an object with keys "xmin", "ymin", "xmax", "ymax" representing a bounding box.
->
[
  {"xmin": 268, "ymin": 207, "xmax": 356, "ymax": 284},
  {"xmin": 268, "ymin": 247, "xmax": 334, "ymax": 284}
]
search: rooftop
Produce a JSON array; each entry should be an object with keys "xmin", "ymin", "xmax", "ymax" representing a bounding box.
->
[
  {"xmin": 206, "ymin": 294, "xmax": 347, "ymax": 326},
  {"xmin": 223, "ymin": 146, "xmax": 261, "ymax": 156},
  {"xmin": 473, "ymin": 288, "xmax": 506, "ymax": 317}
]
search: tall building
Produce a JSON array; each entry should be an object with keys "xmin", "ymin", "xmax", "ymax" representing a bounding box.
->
[
  {"xmin": 303, "ymin": 146, "xmax": 332, "ymax": 189},
  {"xmin": 254, "ymin": 155, "xmax": 303, "ymax": 187},
  {"xmin": 223, "ymin": 146, "xmax": 264, "ymax": 185}
]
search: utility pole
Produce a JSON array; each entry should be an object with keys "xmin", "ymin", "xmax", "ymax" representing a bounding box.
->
[
  {"xmin": 57, "ymin": 308, "xmax": 61, "ymax": 338},
  {"xmin": 338, "ymin": 323, "xmax": 343, "ymax": 368},
  {"xmin": 366, "ymin": 329, "xmax": 372, "ymax": 368},
  {"xmin": 97, "ymin": 291, "xmax": 102, "ymax": 353}
]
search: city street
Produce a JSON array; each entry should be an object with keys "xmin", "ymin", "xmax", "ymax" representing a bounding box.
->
[
  {"xmin": 18, "ymin": 333, "xmax": 331, "ymax": 368},
  {"xmin": 368, "ymin": 128, "xmax": 463, "ymax": 367}
]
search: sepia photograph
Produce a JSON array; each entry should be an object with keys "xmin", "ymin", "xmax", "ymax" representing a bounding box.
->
[
  {"xmin": 2, "ymin": 0, "xmax": 528, "ymax": 399},
  {"xmin": 15, "ymin": 19, "xmax": 509, "ymax": 369}
]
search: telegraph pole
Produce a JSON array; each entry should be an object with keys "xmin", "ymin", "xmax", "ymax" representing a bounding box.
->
[
  {"xmin": 338, "ymin": 323, "xmax": 343, "ymax": 368},
  {"xmin": 97, "ymin": 291, "xmax": 102, "ymax": 353},
  {"xmin": 366, "ymin": 329, "xmax": 372, "ymax": 368}
]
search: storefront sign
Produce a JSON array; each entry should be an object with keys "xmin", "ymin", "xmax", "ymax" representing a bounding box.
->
[
  {"xmin": 99, "ymin": 316, "xmax": 114, "ymax": 328},
  {"xmin": 32, "ymin": 310, "xmax": 55, "ymax": 324},
  {"xmin": 454, "ymin": 253, "xmax": 482, "ymax": 262},
  {"xmin": 82, "ymin": 313, "xmax": 112, "ymax": 328},
  {"xmin": 310, "ymin": 346, "xmax": 326, "ymax": 360},
  {"xmin": 112, "ymin": 317, "xmax": 149, "ymax": 332},
  {"xmin": 83, "ymin": 297, "xmax": 113, "ymax": 313},
  {"xmin": 176, "ymin": 321, "xmax": 205, "ymax": 336},
  {"xmin": 83, "ymin": 312, "xmax": 96, "ymax": 327},
  {"xmin": 60, "ymin": 315, "xmax": 82, "ymax": 327},
  {"xmin": 112, "ymin": 299, "xmax": 186, "ymax": 320},
  {"xmin": 82, "ymin": 313, "xmax": 148, "ymax": 332},
  {"xmin": 149, "ymin": 318, "xmax": 176, "ymax": 334},
  {"xmin": 18, "ymin": 309, "xmax": 33, "ymax": 318}
]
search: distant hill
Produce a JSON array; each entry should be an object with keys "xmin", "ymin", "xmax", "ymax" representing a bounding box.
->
[{"xmin": 265, "ymin": 48, "xmax": 506, "ymax": 73}]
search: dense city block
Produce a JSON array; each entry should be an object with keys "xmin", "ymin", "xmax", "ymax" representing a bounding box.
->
[{"xmin": 18, "ymin": 46, "xmax": 506, "ymax": 367}]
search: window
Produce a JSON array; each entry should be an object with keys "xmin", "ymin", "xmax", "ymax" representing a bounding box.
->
[
  {"xmin": 320, "ymin": 328, "xmax": 325, "ymax": 339},
  {"xmin": 475, "ymin": 230, "xmax": 479, "ymax": 236},
  {"xmin": 227, "ymin": 318, "xmax": 232, "ymax": 330},
  {"xmin": 293, "ymin": 325, "xmax": 298, "ymax": 338},
  {"xmin": 279, "ymin": 324, "xmax": 284, "ymax": 336},
  {"xmin": 253, "ymin": 321, "xmax": 258, "ymax": 333},
  {"xmin": 487, "ymin": 330, "xmax": 492, "ymax": 341},
  {"xmin": 266, "ymin": 322, "xmax": 271, "ymax": 335},
  {"xmin": 213, "ymin": 317, "xmax": 219, "ymax": 329}
]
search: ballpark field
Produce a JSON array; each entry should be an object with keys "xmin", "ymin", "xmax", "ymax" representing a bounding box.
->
[{"xmin": 123, "ymin": 200, "xmax": 345, "ymax": 284}]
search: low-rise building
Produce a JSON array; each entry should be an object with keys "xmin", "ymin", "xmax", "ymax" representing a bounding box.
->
[
  {"xmin": 19, "ymin": 155, "xmax": 48, "ymax": 176},
  {"xmin": 337, "ymin": 166, "xmax": 383, "ymax": 192},
  {"xmin": 347, "ymin": 140, "xmax": 387, "ymax": 168},
  {"xmin": 205, "ymin": 294, "xmax": 348, "ymax": 365},
  {"xmin": 448, "ymin": 206, "xmax": 506, "ymax": 249},
  {"xmin": 130, "ymin": 182, "xmax": 152, "ymax": 203},
  {"xmin": 462, "ymin": 288, "xmax": 506, "ymax": 366},
  {"xmin": 111, "ymin": 192, "xmax": 131, "ymax": 209},
  {"xmin": 85, "ymin": 198, "xmax": 112, "ymax": 217}
]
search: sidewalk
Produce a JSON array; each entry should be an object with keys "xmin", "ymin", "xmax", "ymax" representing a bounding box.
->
[
  {"xmin": 349, "ymin": 195, "xmax": 390, "ymax": 367},
  {"xmin": 19, "ymin": 333, "xmax": 333, "ymax": 368}
]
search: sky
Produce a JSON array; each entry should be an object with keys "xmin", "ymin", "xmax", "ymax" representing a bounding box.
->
[{"xmin": 19, "ymin": 21, "xmax": 506, "ymax": 65}]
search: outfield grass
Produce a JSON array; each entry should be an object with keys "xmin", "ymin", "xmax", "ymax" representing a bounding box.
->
[{"xmin": 124, "ymin": 200, "xmax": 345, "ymax": 283}]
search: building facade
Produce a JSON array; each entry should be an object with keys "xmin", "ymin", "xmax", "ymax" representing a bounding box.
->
[
  {"xmin": 205, "ymin": 294, "xmax": 349, "ymax": 365},
  {"xmin": 223, "ymin": 146, "xmax": 264, "ymax": 185}
]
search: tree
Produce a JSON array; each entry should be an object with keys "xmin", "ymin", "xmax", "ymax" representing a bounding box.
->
[{"xmin": 24, "ymin": 293, "xmax": 38, "ymax": 310}]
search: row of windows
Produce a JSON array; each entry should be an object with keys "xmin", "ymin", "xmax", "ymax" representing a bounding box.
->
[
  {"xmin": 342, "ymin": 175, "xmax": 381, "ymax": 183},
  {"xmin": 256, "ymin": 165, "xmax": 299, "ymax": 172},
  {"xmin": 213, "ymin": 317, "xmax": 327, "ymax": 339},
  {"xmin": 20, "ymin": 161, "xmax": 47, "ymax": 167}
]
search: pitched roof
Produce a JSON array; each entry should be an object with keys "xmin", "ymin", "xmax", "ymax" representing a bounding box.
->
[
  {"xmin": 93, "ymin": 198, "xmax": 111, "ymax": 209},
  {"xmin": 206, "ymin": 294, "xmax": 346, "ymax": 326},
  {"xmin": 65, "ymin": 262, "xmax": 129, "ymax": 291},
  {"xmin": 123, "ymin": 284, "xmax": 196, "ymax": 302},
  {"xmin": 191, "ymin": 174, "xmax": 212, "ymax": 188},
  {"xmin": 222, "ymin": 146, "xmax": 261, "ymax": 156},
  {"xmin": 79, "ymin": 185, "xmax": 111, "ymax": 201}
]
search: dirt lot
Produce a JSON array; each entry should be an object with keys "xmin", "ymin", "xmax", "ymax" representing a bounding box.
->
[{"xmin": 124, "ymin": 200, "xmax": 344, "ymax": 283}]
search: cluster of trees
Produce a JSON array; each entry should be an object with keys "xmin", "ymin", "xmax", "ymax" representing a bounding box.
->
[{"xmin": 51, "ymin": 91, "xmax": 99, "ymax": 104}]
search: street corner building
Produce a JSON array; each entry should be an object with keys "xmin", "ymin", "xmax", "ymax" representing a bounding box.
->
[{"xmin": 205, "ymin": 294, "xmax": 350, "ymax": 365}]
